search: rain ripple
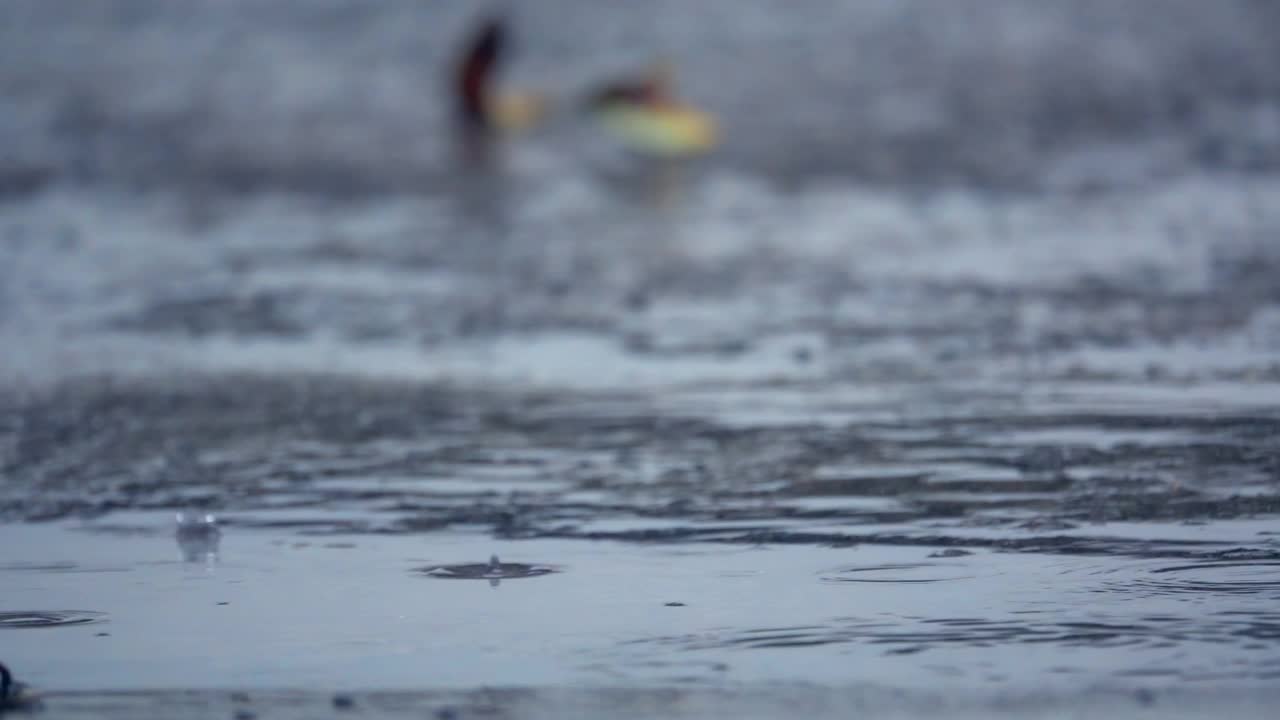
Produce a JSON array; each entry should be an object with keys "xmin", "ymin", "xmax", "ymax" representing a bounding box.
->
[
  {"xmin": 416, "ymin": 555, "xmax": 559, "ymax": 581},
  {"xmin": 0, "ymin": 610, "xmax": 107, "ymax": 629},
  {"xmin": 819, "ymin": 563, "xmax": 980, "ymax": 584},
  {"xmin": 1097, "ymin": 562, "xmax": 1280, "ymax": 598},
  {"xmin": 634, "ymin": 612, "xmax": 1280, "ymax": 655}
]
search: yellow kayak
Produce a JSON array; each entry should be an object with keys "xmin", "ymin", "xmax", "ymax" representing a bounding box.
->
[
  {"xmin": 588, "ymin": 61, "xmax": 718, "ymax": 157},
  {"xmin": 595, "ymin": 102, "xmax": 718, "ymax": 157}
]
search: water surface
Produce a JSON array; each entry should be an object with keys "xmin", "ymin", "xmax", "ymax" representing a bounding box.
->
[{"xmin": 1, "ymin": 0, "xmax": 1279, "ymax": 713}]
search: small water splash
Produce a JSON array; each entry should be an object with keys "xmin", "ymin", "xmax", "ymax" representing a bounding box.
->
[
  {"xmin": 417, "ymin": 554, "xmax": 559, "ymax": 586},
  {"xmin": 0, "ymin": 611, "xmax": 106, "ymax": 629},
  {"xmin": 175, "ymin": 512, "xmax": 221, "ymax": 566}
]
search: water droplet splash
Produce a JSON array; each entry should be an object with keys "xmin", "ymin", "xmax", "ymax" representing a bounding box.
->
[
  {"xmin": 418, "ymin": 555, "xmax": 559, "ymax": 583},
  {"xmin": 175, "ymin": 511, "xmax": 221, "ymax": 565}
]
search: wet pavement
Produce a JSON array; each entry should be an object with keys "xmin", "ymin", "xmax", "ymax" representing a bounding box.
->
[{"xmin": 2, "ymin": 0, "xmax": 1280, "ymax": 716}]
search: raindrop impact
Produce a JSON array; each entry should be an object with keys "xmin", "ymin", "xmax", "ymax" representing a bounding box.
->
[{"xmin": 417, "ymin": 554, "xmax": 559, "ymax": 586}]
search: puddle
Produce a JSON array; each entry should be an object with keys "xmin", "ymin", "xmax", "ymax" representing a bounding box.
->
[{"xmin": 2, "ymin": 520, "xmax": 1278, "ymax": 692}]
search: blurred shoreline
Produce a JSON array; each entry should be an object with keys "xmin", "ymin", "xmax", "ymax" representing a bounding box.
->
[{"xmin": 2, "ymin": 0, "xmax": 1278, "ymax": 196}]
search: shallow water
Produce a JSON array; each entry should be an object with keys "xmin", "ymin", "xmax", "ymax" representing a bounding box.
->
[
  {"xmin": 2, "ymin": 0, "xmax": 1280, "ymax": 714},
  {"xmin": 3, "ymin": 518, "xmax": 1278, "ymax": 692}
]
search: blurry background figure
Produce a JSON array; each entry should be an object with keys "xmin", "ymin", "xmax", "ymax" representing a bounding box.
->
[
  {"xmin": 175, "ymin": 512, "xmax": 221, "ymax": 568},
  {"xmin": 0, "ymin": 663, "xmax": 37, "ymax": 711},
  {"xmin": 451, "ymin": 14, "xmax": 547, "ymax": 166},
  {"xmin": 0, "ymin": 663, "xmax": 38, "ymax": 711}
]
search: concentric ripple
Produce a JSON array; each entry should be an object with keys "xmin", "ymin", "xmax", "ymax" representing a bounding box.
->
[
  {"xmin": 0, "ymin": 610, "xmax": 106, "ymax": 629},
  {"xmin": 633, "ymin": 611, "xmax": 1280, "ymax": 658},
  {"xmin": 0, "ymin": 562, "xmax": 131, "ymax": 574},
  {"xmin": 1139, "ymin": 562, "xmax": 1280, "ymax": 596},
  {"xmin": 819, "ymin": 563, "xmax": 978, "ymax": 584},
  {"xmin": 417, "ymin": 555, "xmax": 559, "ymax": 581}
]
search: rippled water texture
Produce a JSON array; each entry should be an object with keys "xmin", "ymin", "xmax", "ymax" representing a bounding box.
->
[
  {"xmin": 0, "ymin": 610, "xmax": 106, "ymax": 629},
  {"xmin": 1, "ymin": 0, "xmax": 1279, "ymax": 712}
]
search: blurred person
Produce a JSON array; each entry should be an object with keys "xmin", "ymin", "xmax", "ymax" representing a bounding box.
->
[{"xmin": 452, "ymin": 15, "xmax": 546, "ymax": 144}]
